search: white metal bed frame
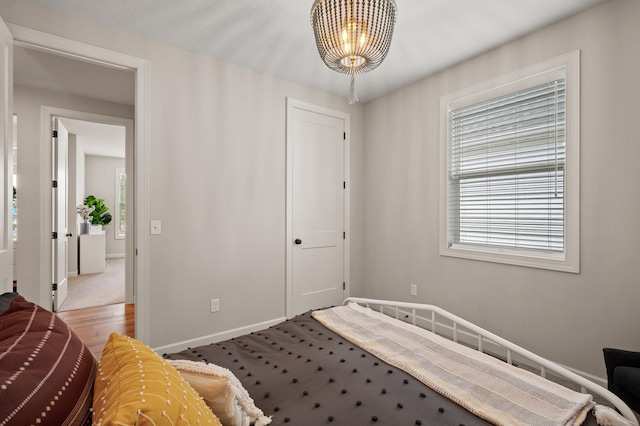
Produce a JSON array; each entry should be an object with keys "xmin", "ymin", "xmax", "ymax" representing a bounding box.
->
[{"xmin": 344, "ymin": 297, "xmax": 638, "ymax": 425}]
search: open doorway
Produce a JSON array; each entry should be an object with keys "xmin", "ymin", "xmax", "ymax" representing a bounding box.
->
[
  {"xmin": 10, "ymin": 23, "xmax": 150, "ymax": 344},
  {"xmin": 55, "ymin": 117, "xmax": 130, "ymax": 312},
  {"xmin": 13, "ymin": 45, "xmax": 135, "ymax": 311}
]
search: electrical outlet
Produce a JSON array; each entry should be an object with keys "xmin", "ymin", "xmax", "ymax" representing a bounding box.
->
[
  {"xmin": 410, "ymin": 284, "xmax": 417, "ymax": 297},
  {"xmin": 150, "ymin": 220, "xmax": 161, "ymax": 235},
  {"xmin": 210, "ymin": 298, "xmax": 220, "ymax": 313}
]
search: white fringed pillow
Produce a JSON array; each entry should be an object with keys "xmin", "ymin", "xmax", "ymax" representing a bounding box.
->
[{"xmin": 167, "ymin": 359, "xmax": 271, "ymax": 426}]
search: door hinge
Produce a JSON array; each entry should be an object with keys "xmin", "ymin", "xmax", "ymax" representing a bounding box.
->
[
  {"xmin": 343, "ymin": 231, "xmax": 346, "ymax": 239},
  {"xmin": 343, "ymin": 181, "xmax": 346, "ymax": 189},
  {"xmin": 52, "ymin": 283, "xmax": 58, "ymax": 291},
  {"xmin": 52, "ymin": 231, "xmax": 58, "ymax": 239},
  {"xmin": 343, "ymin": 132, "xmax": 346, "ymax": 140},
  {"xmin": 52, "ymin": 180, "xmax": 58, "ymax": 188},
  {"xmin": 52, "ymin": 130, "xmax": 58, "ymax": 138},
  {"xmin": 343, "ymin": 282, "xmax": 346, "ymax": 290}
]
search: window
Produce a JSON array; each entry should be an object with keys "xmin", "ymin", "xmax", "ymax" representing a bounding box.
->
[
  {"xmin": 115, "ymin": 168, "xmax": 126, "ymax": 239},
  {"xmin": 440, "ymin": 51, "xmax": 580, "ymax": 272}
]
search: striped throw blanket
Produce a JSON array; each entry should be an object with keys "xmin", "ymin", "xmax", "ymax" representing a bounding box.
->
[{"xmin": 313, "ymin": 303, "xmax": 594, "ymax": 426}]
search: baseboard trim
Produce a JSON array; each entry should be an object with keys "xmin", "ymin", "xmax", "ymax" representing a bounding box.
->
[
  {"xmin": 153, "ymin": 317, "xmax": 287, "ymax": 355},
  {"xmin": 106, "ymin": 254, "xmax": 125, "ymax": 259},
  {"xmin": 555, "ymin": 362, "xmax": 607, "ymax": 388},
  {"xmin": 68, "ymin": 271, "xmax": 78, "ymax": 278}
]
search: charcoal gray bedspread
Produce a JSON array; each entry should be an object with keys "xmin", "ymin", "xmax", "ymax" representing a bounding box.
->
[{"xmin": 164, "ymin": 311, "xmax": 598, "ymax": 425}]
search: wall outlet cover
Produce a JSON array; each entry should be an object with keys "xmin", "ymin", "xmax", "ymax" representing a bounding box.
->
[{"xmin": 150, "ymin": 220, "xmax": 161, "ymax": 235}]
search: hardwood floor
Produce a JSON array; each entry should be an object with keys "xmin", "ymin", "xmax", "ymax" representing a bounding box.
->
[{"xmin": 56, "ymin": 303, "xmax": 134, "ymax": 358}]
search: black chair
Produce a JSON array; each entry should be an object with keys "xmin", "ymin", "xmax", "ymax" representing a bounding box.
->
[{"xmin": 603, "ymin": 348, "xmax": 640, "ymax": 413}]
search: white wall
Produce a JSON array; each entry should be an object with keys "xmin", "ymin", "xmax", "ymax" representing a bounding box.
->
[
  {"xmin": 67, "ymin": 133, "xmax": 77, "ymax": 275},
  {"xmin": 363, "ymin": 0, "xmax": 640, "ymax": 379},
  {"xmin": 75, "ymin": 138, "xmax": 86, "ymax": 221},
  {"xmin": 84, "ymin": 155, "xmax": 125, "ymax": 257},
  {"xmin": 1, "ymin": 1, "xmax": 365, "ymax": 349}
]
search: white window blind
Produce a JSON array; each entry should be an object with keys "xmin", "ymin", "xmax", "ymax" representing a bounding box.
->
[{"xmin": 448, "ymin": 79, "xmax": 565, "ymax": 252}]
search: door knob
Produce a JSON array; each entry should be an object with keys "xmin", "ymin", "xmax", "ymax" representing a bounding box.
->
[
  {"xmin": 294, "ymin": 239, "xmax": 302, "ymax": 245},
  {"xmin": 66, "ymin": 233, "xmax": 73, "ymax": 237}
]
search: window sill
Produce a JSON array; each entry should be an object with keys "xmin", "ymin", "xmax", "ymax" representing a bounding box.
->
[{"xmin": 440, "ymin": 243, "xmax": 579, "ymax": 273}]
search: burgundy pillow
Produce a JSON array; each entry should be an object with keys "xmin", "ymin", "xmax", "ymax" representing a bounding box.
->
[{"xmin": 0, "ymin": 295, "xmax": 97, "ymax": 425}]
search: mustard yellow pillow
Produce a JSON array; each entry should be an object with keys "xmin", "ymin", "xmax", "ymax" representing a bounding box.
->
[{"xmin": 93, "ymin": 333, "xmax": 221, "ymax": 426}]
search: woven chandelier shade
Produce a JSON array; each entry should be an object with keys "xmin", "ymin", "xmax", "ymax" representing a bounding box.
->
[
  {"xmin": 311, "ymin": 0, "xmax": 397, "ymax": 74},
  {"xmin": 311, "ymin": 0, "xmax": 397, "ymax": 103}
]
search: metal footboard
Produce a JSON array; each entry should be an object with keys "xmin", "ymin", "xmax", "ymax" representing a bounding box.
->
[{"xmin": 344, "ymin": 297, "xmax": 638, "ymax": 425}]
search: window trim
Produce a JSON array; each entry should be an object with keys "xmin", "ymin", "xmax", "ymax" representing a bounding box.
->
[
  {"xmin": 439, "ymin": 51, "xmax": 580, "ymax": 273},
  {"xmin": 115, "ymin": 168, "xmax": 126, "ymax": 240}
]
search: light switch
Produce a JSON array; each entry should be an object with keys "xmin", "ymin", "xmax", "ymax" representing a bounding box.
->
[{"xmin": 150, "ymin": 220, "xmax": 161, "ymax": 235}]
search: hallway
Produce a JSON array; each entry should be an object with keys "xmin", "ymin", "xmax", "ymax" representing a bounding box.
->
[{"xmin": 57, "ymin": 257, "xmax": 125, "ymax": 312}]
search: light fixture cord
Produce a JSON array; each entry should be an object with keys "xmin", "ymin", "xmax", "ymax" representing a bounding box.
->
[{"xmin": 348, "ymin": 63, "xmax": 359, "ymax": 104}]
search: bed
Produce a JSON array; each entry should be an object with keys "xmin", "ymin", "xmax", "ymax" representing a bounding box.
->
[
  {"xmin": 164, "ymin": 297, "xmax": 638, "ymax": 426},
  {"xmin": 0, "ymin": 293, "xmax": 636, "ymax": 425}
]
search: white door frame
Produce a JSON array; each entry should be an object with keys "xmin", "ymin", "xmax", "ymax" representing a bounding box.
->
[
  {"xmin": 8, "ymin": 24, "xmax": 151, "ymax": 344},
  {"xmin": 285, "ymin": 98, "xmax": 350, "ymax": 318},
  {"xmin": 44, "ymin": 108, "xmax": 134, "ymax": 305},
  {"xmin": 0, "ymin": 17, "xmax": 12, "ymax": 294}
]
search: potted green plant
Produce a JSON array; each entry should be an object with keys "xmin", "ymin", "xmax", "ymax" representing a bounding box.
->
[{"xmin": 84, "ymin": 195, "xmax": 112, "ymax": 233}]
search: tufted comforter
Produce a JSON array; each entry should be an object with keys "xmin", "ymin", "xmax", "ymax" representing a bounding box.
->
[{"xmin": 165, "ymin": 308, "xmax": 602, "ymax": 426}]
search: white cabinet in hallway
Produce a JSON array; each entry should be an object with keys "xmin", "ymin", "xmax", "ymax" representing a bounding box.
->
[{"xmin": 79, "ymin": 233, "xmax": 105, "ymax": 274}]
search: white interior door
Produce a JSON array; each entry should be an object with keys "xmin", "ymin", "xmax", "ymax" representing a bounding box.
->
[
  {"xmin": 52, "ymin": 118, "xmax": 69, "ymax": 310},
  {"xmin": 290, "ymin": 104, "xmax": 345, "ymax": 315},
  {"xmin": 0, "ymin": 17, "xmax": 12, "ymax": 293}
]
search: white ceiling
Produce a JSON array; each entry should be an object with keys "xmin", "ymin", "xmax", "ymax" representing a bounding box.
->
[
  {"xmin": 59, "ymin": 118, "xmax": 125, "ymax": 159},
  {"xmin": 25, "ymin": 0, "xmax": 608, "ymax": 103}
]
